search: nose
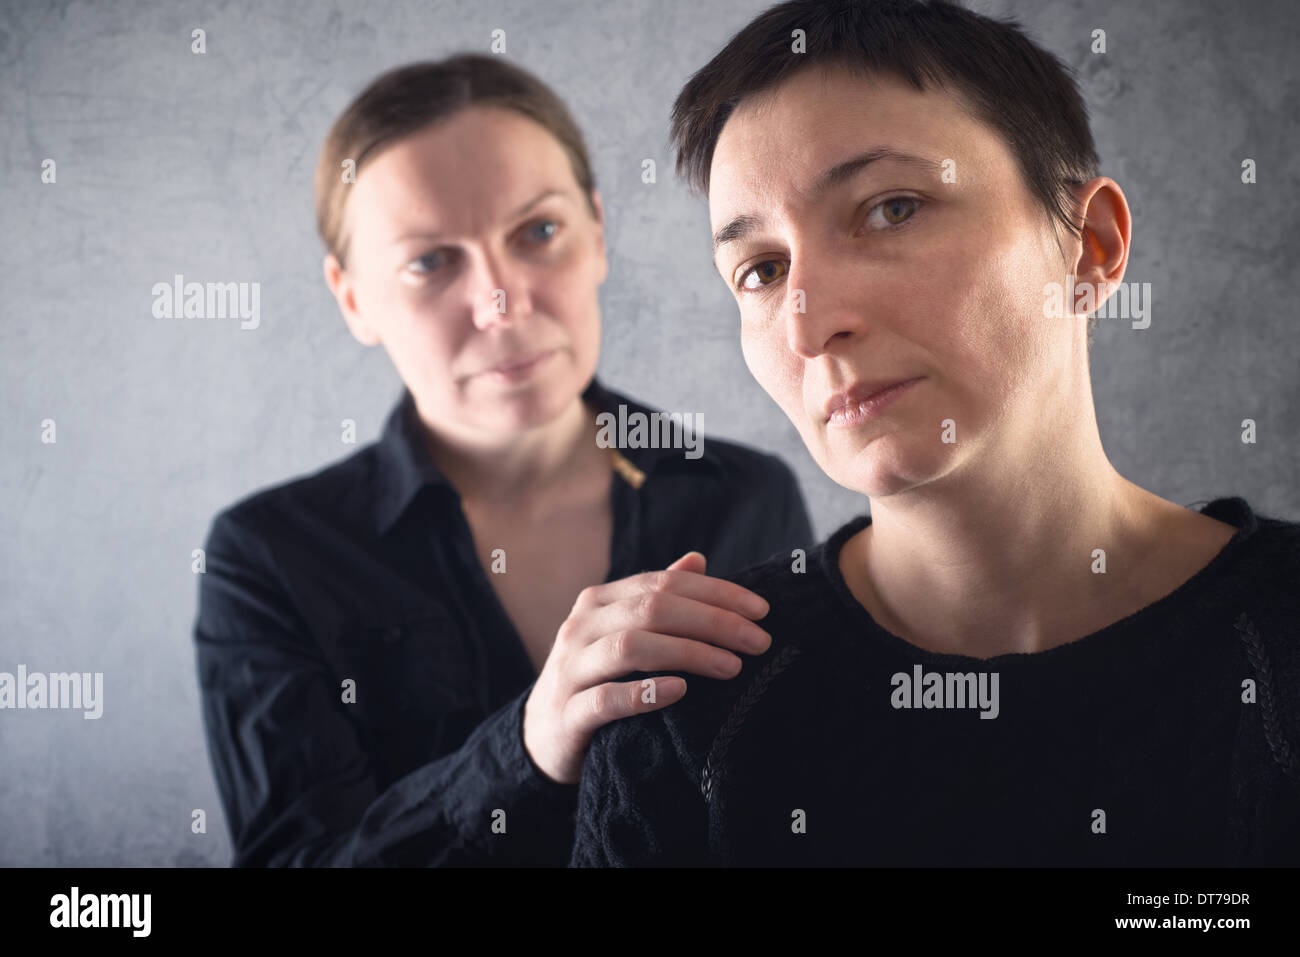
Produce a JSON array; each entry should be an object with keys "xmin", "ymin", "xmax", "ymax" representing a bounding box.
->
[
  {"xmin": 466, "ymin": 244, "xmax": 532, "ymax": 331},
  {"xmin": 781, "ymin": 254, "xmax": 866, "ymax": 359}
]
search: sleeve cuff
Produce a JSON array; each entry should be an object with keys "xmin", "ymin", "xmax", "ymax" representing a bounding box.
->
[{"xmin": 502, "ymin": 680, "xmax": 580, "ymax": 801}]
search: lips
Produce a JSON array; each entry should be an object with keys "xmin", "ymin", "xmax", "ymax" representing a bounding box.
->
[
  {"xmin": 480, "ymin": 349, "xmax": 555, "ymax": 376},
  {"xmin": 824, "ymin": 377, "xmax": 922, "ymax": 422}
]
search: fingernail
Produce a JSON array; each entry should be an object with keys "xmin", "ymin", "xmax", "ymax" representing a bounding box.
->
[{"xmin": 714, "ymin": 654, "xmax": 743, "ymax": 678}]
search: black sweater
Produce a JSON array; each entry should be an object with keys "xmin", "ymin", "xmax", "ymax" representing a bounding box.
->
[{"xmin": 570, "ymin": 497, "xmax": 1300, "ymax": 866}]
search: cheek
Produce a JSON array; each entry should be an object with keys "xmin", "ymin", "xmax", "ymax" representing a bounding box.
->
[
  {"xmin": 368, "ymin": 286, "xmax": 470, "ymax": 394},
  {"xmin": 921, "ymin": 230, "xmax": 1047, "ymax": 404},
  {"xmin": 970, "ymin": 244, "xmax": 1060, "ymax": 391},
  {"xmin": 538, "ymin": 244, "xmax": 599, "ymax": 323},
  {"xmin": 741, "ymin": 322, "xmax": 803, "ymax": 419},
  {"xmin": 394, "ymin": 290, "xmax": 457, "ymax": 351},
  {"xmin": 903, "ymin": 277, "xmax": 1059, "ymax": 469},
  {"xmin": 739, "ymin": 324, "xmax": 773, "ymax": 392}
]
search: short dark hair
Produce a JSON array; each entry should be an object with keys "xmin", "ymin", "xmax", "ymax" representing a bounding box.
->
[
  {"xmin": 671, "ymin": 0, "xmax": 1100, "ymax": 256},
  {"xmin": 316, "ymin": 54, "xmax": 598, "ymax": 268}
]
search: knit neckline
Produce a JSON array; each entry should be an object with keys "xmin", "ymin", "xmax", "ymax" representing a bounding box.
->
[{"xmin": 815, "ymin": 496, "xmax": 1260, "ymax": 667}]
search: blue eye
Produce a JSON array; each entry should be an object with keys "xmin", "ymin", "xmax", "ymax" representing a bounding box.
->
[
  {"xmin": 407, "ymin": 251, "xmax": 446, "ymax": 275},
  {"xmin": 529, "ymin": 220, "xmax": 558, "ymax": 242}
]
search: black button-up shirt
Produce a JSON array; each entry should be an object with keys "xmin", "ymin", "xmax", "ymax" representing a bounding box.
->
[{"xmin": 193, "ymin": 377, "xmax": 812, "ymax": 866}]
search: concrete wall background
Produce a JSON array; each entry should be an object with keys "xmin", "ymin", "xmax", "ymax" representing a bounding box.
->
[{"xmin": 1, "ymin": 0, "xmax": 1296, "ymax": 865}]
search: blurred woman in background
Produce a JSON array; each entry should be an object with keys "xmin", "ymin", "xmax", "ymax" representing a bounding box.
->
[{"xmin": 193, "ymin": 54, "xmax": 811, "ymax": 865}]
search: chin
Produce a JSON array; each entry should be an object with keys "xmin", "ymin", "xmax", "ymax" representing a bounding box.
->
[
  {"xmin": 497, "ymin": 368, "xmax": 587, "ymax": 430},
  {"xmin": 822, "ymin": 434, "xmax": 936, "ymax": 499}
]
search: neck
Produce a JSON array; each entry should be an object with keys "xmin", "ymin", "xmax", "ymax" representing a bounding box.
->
[
  {"xmin": 843, "ymin": 369, "xmax": 1173, "ymax": 658},
  {"xmin": 417, "ymin": 395, "xmax": 606, "ymax": 515}
]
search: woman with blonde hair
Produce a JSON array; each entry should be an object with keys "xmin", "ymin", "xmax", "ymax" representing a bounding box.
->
[{"xmin": 194, "ymin": 54, "xmax": 811, "ymax": 866}]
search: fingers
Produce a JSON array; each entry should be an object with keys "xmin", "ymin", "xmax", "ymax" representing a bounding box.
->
[
  {"xmin": 585, "ymin": 588, "xmax": 770, "ymax": 657},
  {"xmin": 544, "ymin": 550, "xmax": 771, "ymax": 756},
  {"xmin": 564, "ymin": 676, "xmax": 688, "ymax": 739},
  {"xmin": 666, "ymin": 550, "xmax": 707, "ymax": 574},
  {"xmin": 591, "ymin": 562, "xmax": 770, "ymax": 622},
  {"xmin": 567, "ymin": 629, "xmax": 744, "ymax": 688}
]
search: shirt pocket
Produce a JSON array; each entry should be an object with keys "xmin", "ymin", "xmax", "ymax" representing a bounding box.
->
[{"xmin": 336, "ymin": 606, "xmax": 481, "ymax": 729}]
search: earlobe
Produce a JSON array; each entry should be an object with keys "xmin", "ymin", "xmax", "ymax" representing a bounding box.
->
[
  {"xmin": 323, "ymin": 252, "xmax": 349, "ymax": 306},
  {"xmin": 323, "ymin": 252, "xmax": 380, "ymax": 347}
]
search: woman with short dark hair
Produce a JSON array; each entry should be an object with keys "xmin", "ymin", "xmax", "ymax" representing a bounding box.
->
[{"xmin": 572, "ymin": 0, "xmax": 1300, "ymax": 867}]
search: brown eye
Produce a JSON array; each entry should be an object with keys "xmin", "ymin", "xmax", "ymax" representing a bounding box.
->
[
  {"xmin": 874, "ymin": 196, "xmax": 920, "ymax": 227},
  {"xmin": 739, "ymin": 259, "xmax": 789, "ymax": 291}
]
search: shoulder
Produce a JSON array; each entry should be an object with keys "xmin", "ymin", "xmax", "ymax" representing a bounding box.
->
[
  {"xmin": 584, "ymin": 668, "xmax": 750, "ymax": 798},
  {"xmin": 204, "ymin": 442, "xmax": 382, "ymax": 551},
  {"xmin": 1213, "ymin": 505, "xmax": 1300, "ymax": 747},
  {"xmin": 1249, "ymin": 511, "xmax": 1300, "ymax": 561},
  {"xmin": 599, "ymin": 539, "xmax": 849, "ymax": 761},
  {"xmin": 196, "ymin": 445, "xmax": 379, "ymax": 598},
  {"xmin": 583, "ymin": 551, "xmax": 830, "ymax": 786},
  {"xmin": 728, "ymin": 515, "xmax": 865, "ymax": 620},
  {"xmin": 1233, "ymin": 509, "xmax": 1300, "ymax": 640},
  {"xmin": 1225, "ymin": 504, "xmax": 1300, "ymax": 611}
]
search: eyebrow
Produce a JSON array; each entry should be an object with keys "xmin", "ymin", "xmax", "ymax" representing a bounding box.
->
[
  {"xmin": 711, "ymin": 148, "xmax": 942, "ymax": 270},
  {"xmin": 392, "ymin": 188, "xmax": 568, "ymax": 246}
]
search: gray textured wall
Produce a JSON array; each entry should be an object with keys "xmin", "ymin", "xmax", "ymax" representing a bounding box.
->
[{"xmin": 1, "ymin": 0, "xmax": 1296, "ymax": 865}]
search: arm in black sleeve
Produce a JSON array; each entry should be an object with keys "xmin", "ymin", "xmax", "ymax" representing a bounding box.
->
[{"xmin": 194, "ymin": 508, "xmax": 578, "ymax": 866}]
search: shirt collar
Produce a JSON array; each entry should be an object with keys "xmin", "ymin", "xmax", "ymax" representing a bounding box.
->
[{"xmin": 370, "ymin": 375, "xmax": 724, "ymax": 537}]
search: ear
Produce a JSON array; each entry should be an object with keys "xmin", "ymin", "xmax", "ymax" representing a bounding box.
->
[
  {"xmin": 1066, "ymin": 177, "xmax": 1131, "ymax": 317},
  {"xmin": 323, "ymin": 252, "xmax": 381, "ymax": 346},
  {"xmin": 589, "ymin": 188, "xmax": 609, "ymax": 287}
]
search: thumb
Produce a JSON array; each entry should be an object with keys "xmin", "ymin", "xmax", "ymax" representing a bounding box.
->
[{"xmin": 666, "ymin": 550, "xmax": 707, "ymax": 574}]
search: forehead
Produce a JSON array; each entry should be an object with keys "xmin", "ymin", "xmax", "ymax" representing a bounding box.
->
[
  {"xmin": 707, "ymin": 65, "xmax": 1000, "ymax": 225},
  {"xmin": 351, "ymin": 107, "xmax": 575, "ymax": 228}
]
